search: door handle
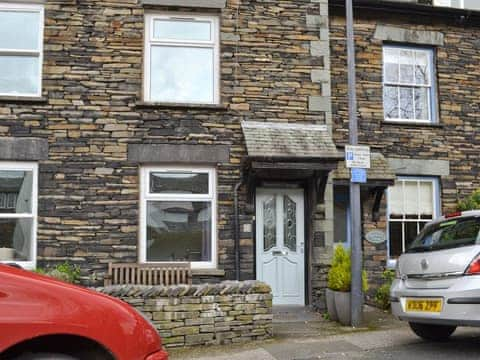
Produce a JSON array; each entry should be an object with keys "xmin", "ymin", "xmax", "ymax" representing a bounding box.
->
[{"xmin": 272, "ymin": 250, "xmax": 288, "ymax": 256}]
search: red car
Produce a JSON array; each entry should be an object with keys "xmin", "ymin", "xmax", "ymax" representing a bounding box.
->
[{"xmin": 0, "ymin": 264, "xmax": 168, "ymax": 360}]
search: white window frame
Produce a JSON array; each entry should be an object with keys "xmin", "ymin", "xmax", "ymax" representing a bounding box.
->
[
  {"xmin": 382, "ymin": 45, "xmax": 437, "ymax": 124},
  {"xmin": 434, "ymin": 0, "xmax": 464, "ymax": 8},
  {"xmin": 143, "ymin": 12, "xmax": 220, "ymax": 105},
  {"xmin": 386, "ymin": 176, "xmax": 440, "ymax": 268},
  {"xmin": 139, "ymin": 165, "xmax": 217, "ymax": 269},
  {"xmin": 0, "ymin": 161, "xmax": 38, "ymax": 269},
  {"xmin": 0, "ymin": 2, "xmax": 44, "ymax": 98}
]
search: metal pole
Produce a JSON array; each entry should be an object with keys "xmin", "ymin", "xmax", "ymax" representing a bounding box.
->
[{"xmin": 346, "ymin": 0, "xmax": 363, "ymax": 327}]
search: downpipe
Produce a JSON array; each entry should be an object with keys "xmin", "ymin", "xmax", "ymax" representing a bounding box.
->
[{"xmin": 233, "ymin": 175, "xmax": 244, "ymax": 281}]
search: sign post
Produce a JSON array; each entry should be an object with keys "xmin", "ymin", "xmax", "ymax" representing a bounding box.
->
[{"xmin": 346, "ymin": 0, "xmax": 363, "ymax": 328}]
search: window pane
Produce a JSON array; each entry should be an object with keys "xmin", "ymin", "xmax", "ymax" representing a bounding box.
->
[
  {"xmin": 399, "ymin": 87, "xmax": 414, "ymax": 119},
  {"xmin": 404, "ymin": 181, "xmax": 418, "ymax": 215},
  {"xmin": 383, "ymin": 47, "xmax": 399, "ymax": 64},
  {"xmin": 384, "ymin": 86, "xmax": 399, "ymax": 119},
  {"xmin": 0, "ymin": 10, "xmax": 40, "ymax": 50},
  {"xmin": 153, "ymin": 19, "xmax": 211, "ymax": 41},
  {"xmin": 419, "ymin": 181, "xmax": 434, "ymax": 216},
  {"xmin": 284, "ymin": 195, "xmax": 297, "ymax": 252},
  {"xmin": 384, "ymin": 62, "xmax": 399, "ymax": 83},
  {"xmin": 150, "ymin": 172, "xmax": 209, "ymax": 194},
  {"xmin": 389, "ymin": 222, "xmax": 403, "ymax": 257},
  {"xmin": 405, "ymin": 222, "xmax": 420, "ymax": 250},
  {"xmin": 263, "ymin": 196, "xmax": 276, "ymax": 252},
  {"xmin": 0, "ymin": 218, "xmax": 33, "ymax": 261},
  {"xmin": 0, "ymin": 56, "xmax": 39, "ymax": 95},
  {"xmin": 389, "ymin": 182, "xmax": 404, "ymax": 216},
  {"xmin": 415, "ymin": 51, "xmax": 430, "ymax": 85},
  {"xmin": 399, "ymin": 49, "xmax": 414, "ymax": 84},
  {"xmin": 150, "ymin": 46, "xmax": 214, "ymax": 103},
  {"xmin": 146, "ymin": 201, "xmax": 211, "ymax": 262},
  {"xmin": 414, "ymin": 88, "xmax": 429, "ymax": 121},
  {"xmin": 0, "ymin": 170, "xmax": 33, "ymax": 214}
]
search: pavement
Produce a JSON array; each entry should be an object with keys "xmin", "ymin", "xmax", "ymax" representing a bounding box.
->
[
  {"xmin": 169, "ymin": 305, "xmax": 480, "ymax": 359},
  {"xmin": 169, "ymin": 305, "xmax": 410, "ymax": 360}
]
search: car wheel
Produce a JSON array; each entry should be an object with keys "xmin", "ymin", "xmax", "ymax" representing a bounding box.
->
[
  {"xmin": 409, "ymin": 322, "xmax": 456, "ymax": 341},
  {"xmin": 13, "ymin": 353, "xmax": 79, "ymax": 360}
]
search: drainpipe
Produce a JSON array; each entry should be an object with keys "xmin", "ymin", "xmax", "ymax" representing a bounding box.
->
[{"xmin": 233, "ymin": 173, "xmax": 244, "ymax": 281}]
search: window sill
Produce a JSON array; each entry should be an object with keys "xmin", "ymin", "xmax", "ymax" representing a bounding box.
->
[
  {"xmin": 0, "ymin": 96, "xmax": 47, "ymax": 104},
  {"xmin": 382, "ymin": 121, "xmax": 444, "ymax": 128},
  {"xmin": 191, "ymin": 268, "xmax": 225, "ymax": 277},
  {"xmin": 136, "ymin": 101, "xmax": 227, "ymax": 110}
]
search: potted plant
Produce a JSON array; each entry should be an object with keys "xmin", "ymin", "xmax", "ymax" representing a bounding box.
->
[
  {"xmin": 327, "ymin": 245, "xmax": 368, "ymax": 325},
  {"xmin": 325, "ymin": 245, "xmax": 349, "ymax": 321}
]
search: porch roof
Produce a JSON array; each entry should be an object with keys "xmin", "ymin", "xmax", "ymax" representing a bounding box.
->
[
  {"xmin": 241, "ymin": 121, "xmax": 342, "ymax": 160},
  {"xmin": 333, "ymin": 152, "xmax": 396, "ymax": 185}
]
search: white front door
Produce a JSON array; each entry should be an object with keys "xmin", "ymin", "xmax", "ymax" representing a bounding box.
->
[{"xmin": 256, "ymin": 188, "xmax": 305, "ymax": 305}]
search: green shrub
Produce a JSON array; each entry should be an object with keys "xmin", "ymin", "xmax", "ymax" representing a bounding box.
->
[
  {"xmin": 374, "ymin": 270, "xmax": 395, "ymax": 310},
  {"xmin": 327, "ymin": 245, "xmax": 368, "ymax": 292},
  {"xmin": 34, "ymin": 262, "xmax": 81, "ymax": 284},
  {"xmin": 458, "ymin": 189, "xmax": 480, "ymax": 211}
]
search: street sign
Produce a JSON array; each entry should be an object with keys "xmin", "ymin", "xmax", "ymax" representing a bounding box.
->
[
  {"xmin": 351, "ymin": 168, "xmax": 367, "ymax": 183},
  {"xmin": 345, "ymin": 145, "xmax": 371, "ymax": 169}
]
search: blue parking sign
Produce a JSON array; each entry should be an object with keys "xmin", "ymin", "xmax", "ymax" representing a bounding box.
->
[{"xmin": 351, "ymin": 168, "xmax": 367, "ymax": 183}]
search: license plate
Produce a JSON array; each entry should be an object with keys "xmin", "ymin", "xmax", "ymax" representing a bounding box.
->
[{"xmin": 405, "ymin": 298, "xmax": 442, "ymax": 313}]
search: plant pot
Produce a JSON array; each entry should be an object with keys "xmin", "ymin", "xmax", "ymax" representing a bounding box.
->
[
  {"xmin": 334, "ymin": 290, "xmax": 351, "ymax": 326},
  {"xmin": 325, "ymin": 288, "xmax": 338, "ymax": 321},
  {"xmin": 0, "ymin": 247, "xmax": 15, "ymax": 261}
]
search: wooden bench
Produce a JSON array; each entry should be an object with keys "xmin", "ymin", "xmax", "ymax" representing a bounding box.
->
[{"xmin": 104, "ymin": 262, "xmax": 192, "ymax": 286}]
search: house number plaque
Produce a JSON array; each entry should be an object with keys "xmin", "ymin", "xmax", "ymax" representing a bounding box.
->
[{"xmin": 365, "ymin": 230, "xmax": 386, "ymax": 244}]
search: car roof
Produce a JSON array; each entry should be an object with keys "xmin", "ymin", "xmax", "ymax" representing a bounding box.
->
[{"xmin": 429, "ymin": 210, "xmax": 480, "ymax": 226}]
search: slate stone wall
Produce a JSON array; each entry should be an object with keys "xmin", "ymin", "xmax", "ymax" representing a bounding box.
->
[
  {"xmin": 329, "ymin": 6, "xmax": 480, "ymax": 290},
  {"xmin": 97, "ymin": 281, "xmax": 273, "ymax": 347},
  {"xmin": 0, "ymin": 0, "xmax": 333, "ymax": 290}
]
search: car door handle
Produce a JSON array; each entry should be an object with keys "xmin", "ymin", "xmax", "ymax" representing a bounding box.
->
[{"xmin": 272, "ymin": 250, "xmax": 288, "ymax": 256}]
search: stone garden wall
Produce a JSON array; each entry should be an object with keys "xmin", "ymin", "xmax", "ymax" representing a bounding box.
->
[{"xmin": 97, "ymin": 281, "xmax": 272, "ymax": 348}]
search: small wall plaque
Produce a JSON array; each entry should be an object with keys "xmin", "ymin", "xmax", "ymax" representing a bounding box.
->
[{"xmin": 365, "ymin": 230, "xmax": 386, "ymax": 244}]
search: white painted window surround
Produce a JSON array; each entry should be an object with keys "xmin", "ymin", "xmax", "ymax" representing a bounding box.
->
[
  {"xmin": 387, "ymin": 177, "xmax": 440, "ymax": 268},
  {"xmin": 383, "ymin": 45, "xmax": 437, "ymax": 124},
  {"xmin": 139, "ymin": 166, "xmax": 217, "ymax": 269},
  {"xmin": 0, "ymin": 162, "xmax": 38, "ymax": 269},
  {"xmin": 433, "ymin": 0, "xmax": 480, "ymax": 10},
  {"xmin": 0, "ymin": 3, "xmax": 44, "ymax": 97},
  {"xmin": 143, "ymin": 12, "xmax": 220, "ymax": 104}
]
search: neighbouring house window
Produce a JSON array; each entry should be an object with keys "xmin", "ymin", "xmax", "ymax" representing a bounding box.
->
[
  {"xmin": 0, "ymin": 3, "xmax": 44, "ymax": 97},
  {"xmin": 143, "ymin": 13, "xmax": 220, "ymax": 104},
  {"xmin": 0, "ymin": 162, "xmax": 38, "ymax": 268},
  {"xmin": 140, "ymin": 166, "xmax": 217, "ymax": 268},
  {"xmin": 387, "ymin": 177, "xmax": 440, "ymax": 259},
  {"xmin": 383, "ymin": 45, "xmax": 436, "ymax": 123}
]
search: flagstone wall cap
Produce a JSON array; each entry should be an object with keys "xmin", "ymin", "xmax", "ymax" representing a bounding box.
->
[
  {"xmin": 96, "ymin": 280, "xmax": 272, "ymax": 298},
  {"xmin": 333, "ymin": 152, "xmax": 396, "ymax": 181},
  {"xmin": 241, "ymin": 121, "xmax": 342, "ymax": 159}
]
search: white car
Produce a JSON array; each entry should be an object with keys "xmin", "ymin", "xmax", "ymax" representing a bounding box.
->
[{"xmin": 391, "ymin": 210, "xmax": 480, "ymax": 341}]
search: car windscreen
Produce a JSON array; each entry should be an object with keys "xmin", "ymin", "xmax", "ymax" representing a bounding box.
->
[{"xmin": 407, "ymin": 216, "xmax": 480, "ymax": 253}]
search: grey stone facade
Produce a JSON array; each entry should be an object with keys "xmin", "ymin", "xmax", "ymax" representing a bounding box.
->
[
  {"xmin": 0, "ymin": 0, "xmax": 334, "ymax": 308},
  {"xmin": 330, "ymin": 1, "xmax": 480, "ymax": 295}
]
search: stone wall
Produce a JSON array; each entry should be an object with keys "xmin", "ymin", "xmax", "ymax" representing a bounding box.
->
[{"xmin": 97, "ymin": 281, "xmax": 272, "ymax": 348}]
